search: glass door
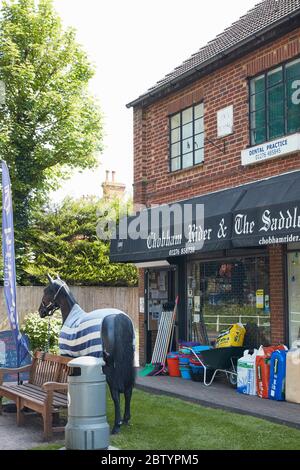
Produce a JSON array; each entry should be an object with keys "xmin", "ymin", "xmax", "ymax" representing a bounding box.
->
[{"xmin": 288, "ymin": 251, "xmax": 300, "ymax": 345}]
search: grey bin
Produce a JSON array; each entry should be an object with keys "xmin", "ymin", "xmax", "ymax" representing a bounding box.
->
[{"xmin": 65, "ymin": 356, "xmax": 110, "ymax": 450}]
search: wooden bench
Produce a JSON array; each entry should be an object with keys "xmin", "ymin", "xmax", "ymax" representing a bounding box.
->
[{"xmin": 0, "ymin": 351, "xmax": 71, "ymax": 440}]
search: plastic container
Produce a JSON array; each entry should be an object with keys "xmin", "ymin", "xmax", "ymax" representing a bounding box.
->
[
  {"xmin": 269, "ymin": 349, "xmax": 288, "ymax": 401},
  {"xmin": 190, "ymin": 363, "xmax": 204, "ymax": 382},
  {"xmin": 192, "ymin": 345, "xmax": 211, "ymax": 355},
  {"xmin": 179, "ymin": 365, "xmax": 191, "ymax": 380},
  {"xmin": 216, "ymin": 323, "xmax": 246, "ymax": 348},
  {"xmin": 286, "ymin": 340, "xmax": 300, "ymax": 404},
  {"xmin": 179, "ymin": 341, "xmax": 201, "ymax": 348},
  {"xmin": 237, "ymin": 349, "xmax": 258, "ymax": 395},
  {"xmin": 167, "ymin": 356, "xmax": 181, "ymax": 377},
  {"xmin": 179, "ymin": 356, "xmax": 190, "ymax": 365}
]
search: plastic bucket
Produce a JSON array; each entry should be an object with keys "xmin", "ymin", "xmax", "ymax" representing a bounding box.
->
[
  {"xmin": 179, "ymin": 356, "xmax": 190, "ymax": 365},
  {"xmin": 167, "ymin": 357, "xmax": 181, "ymax": 377},
  {"xmin": 190, "ymin": 364, "xmax": 205, "ymax": 382},
  {"xmin": 179, "ymin": 366, "xmax": 191, "ymax": 380}
]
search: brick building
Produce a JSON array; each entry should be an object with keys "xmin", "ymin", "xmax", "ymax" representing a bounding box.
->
[{"xmin": 111, "ymin": 0, "xmax": 300, "ymax": 365}]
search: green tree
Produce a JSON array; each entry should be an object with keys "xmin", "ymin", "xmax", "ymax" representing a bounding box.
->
[
  {"xmin": 24, "ymin": 196, "xmax": 138, "ymax": 287},
  {"xmin": 0, "ymin": 0, "xmax": 103, "ymax": 280}
]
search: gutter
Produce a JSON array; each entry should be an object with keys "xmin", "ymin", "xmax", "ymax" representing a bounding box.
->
[{"xmin": 127, "ymin": 9, "xmax": 300, "ymax": 109}]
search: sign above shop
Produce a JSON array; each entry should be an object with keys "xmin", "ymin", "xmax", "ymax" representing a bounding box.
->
[
  {"xmin": 241, "ymin": 133, "xmax": 300, "ymax": 166},
  {"xmin": 217, "ymin": 105, "xmax": 234, "ymax": 138},
  {"xmin": 110, "ymin": 171, "xmax": 300, "ymax": 263}
]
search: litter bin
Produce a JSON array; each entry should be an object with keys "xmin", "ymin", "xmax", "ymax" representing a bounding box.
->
[{"xmin": 65, "ymin": 356, "xmax": 110, "ymax": 450}]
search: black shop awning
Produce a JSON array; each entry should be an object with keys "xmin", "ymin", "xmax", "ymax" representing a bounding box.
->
[
  {"xmin": 110, "ymin": 171, "xmax": 300, "ymax": 263},
  {"xmin": 232, "ymin": 171, "xmax": 300, "ymax": 247},
  {"xmin": 110, "ymin": 187, "xmax": 245, "ymax": 263}
]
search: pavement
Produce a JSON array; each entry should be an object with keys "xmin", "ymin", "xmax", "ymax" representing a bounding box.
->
[
  {"xmin": 0, "ymin": 408, "xmax": 64, "ymax": 450},
  {"xmin": 136, "ymin": 373, "xmax": 300, "ymax": 429}
]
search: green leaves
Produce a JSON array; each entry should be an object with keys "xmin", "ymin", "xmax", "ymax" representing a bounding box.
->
[
  {"xmin": 20, "ymin": 311, "xmax": 62, "ymax": 353},
  {"xmin": 24, "ymin": 196, "xmax": 138, "ymax": 287},
  {"xmin": 0, "ymin": 0, "xmax": 103, "ymax": 277}
]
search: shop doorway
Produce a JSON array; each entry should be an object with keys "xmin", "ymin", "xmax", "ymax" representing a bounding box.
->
[
  {"xmin": 187, "ymin": 255, "xmax": 270, "ymax": 346},
  {"xmin": 287, "ymin": 250, "xmax": 300, "ymax": 345},
  {"xmin": 145, "ymin": 267, "xmax": 177, "ymax": 363}
]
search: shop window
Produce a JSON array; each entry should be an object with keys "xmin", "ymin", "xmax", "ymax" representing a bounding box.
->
[
  {"xmin": 287, "ymin": 251, "xmax": 300, "ymax": 345},
  {"xmin": 187, "ymin": 256, "xmax": 270, "ymax": 346},
  {"xmin": 249, "ymin": 58, "xmax": 300, "ymax": 145},
  {"xmin": 169, "ymin": 103, "xmax": 204, "ymax": 172}
]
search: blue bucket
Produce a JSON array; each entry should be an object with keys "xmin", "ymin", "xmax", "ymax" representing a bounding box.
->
[
  {"xmin": 192, "ymin": 345, "xmax": 211, "ymax": 354},
  {"xmin": 179, "ymin": 357, "xmax": 190, "ymax": 365},
  {"xmin": 179, "ymin": 366, "xmax": 191, "ymax": 380}
]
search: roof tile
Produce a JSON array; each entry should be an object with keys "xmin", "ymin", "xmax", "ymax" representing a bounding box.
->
[{"xmin": 131, "ymin": 0, "xmax": 300, "ymax": 105}]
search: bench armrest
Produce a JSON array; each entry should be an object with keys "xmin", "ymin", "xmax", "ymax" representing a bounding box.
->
[
  {"xmin": 0, "ymin": 364, "xmax": 32, "ymax": 385},
  {"xmin": 42, "ymin": 382, "xmax": 68, "ymax": 392}
]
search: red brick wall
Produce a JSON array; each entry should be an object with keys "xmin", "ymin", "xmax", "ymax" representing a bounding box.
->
[
  {"xmin": 269, "ymin": 245, "xmax": 286, "ymax": 345},
  {"xmin": 133, "ymin": 28, "xmax": 300, "ymax": 207},
  {"xmin": 133, "ymin": 28, "xmax": 300, "ymax": 353}
]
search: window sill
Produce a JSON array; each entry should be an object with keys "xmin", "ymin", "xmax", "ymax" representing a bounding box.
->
[{"xmin": 168, "ymin": 162, "xmax": 204, "ymax": 176}]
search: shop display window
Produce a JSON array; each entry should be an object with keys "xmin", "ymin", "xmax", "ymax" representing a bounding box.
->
[
  {"xmin": 288, "ymin": 250, "xmax": 300, "ymax": 345},
  {"xmin": 187, "ymin": 256, "xmax": 270, "ymax": 344}
]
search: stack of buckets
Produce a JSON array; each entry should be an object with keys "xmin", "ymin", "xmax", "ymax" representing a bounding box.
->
[
  {"xmin": 167, "ymin": 344, "xmax": 211, "ymax": 380},
  {"xmin": 166, "ymin": 350, "xmax": 193, "ymax": 379},
  {"xmin": 179, "ymin": 350, "xmax": 193, "ymax": 379},
  {"xmin": 166, "ymin": 352, "xmax": 181, "ymax": 377}
]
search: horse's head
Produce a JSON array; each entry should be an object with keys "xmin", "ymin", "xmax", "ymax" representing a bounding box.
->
[{"xmin": 38, "ymin": 274, "xmax": 67, "ymax": 318}]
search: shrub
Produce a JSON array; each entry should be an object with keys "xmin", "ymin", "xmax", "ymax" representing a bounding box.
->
[{"xmin": 21, "ymin": 312, "xmax": 62, "ymax": 354}]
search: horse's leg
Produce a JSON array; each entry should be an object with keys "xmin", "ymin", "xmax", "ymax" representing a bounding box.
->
[
  {"xmin": 109, "ymin": 385, "xmax": 122, "ymax": 434},
  {"xmin": 123, "ymin": 386, "xmax": 133, "ymax": 425}
]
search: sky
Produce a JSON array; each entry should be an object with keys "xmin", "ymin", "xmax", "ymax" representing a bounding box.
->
[{"xmin": 50, "ymin": 0, "xmax": 260, "ymax": 202}]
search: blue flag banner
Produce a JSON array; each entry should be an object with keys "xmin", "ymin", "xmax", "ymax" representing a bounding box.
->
[{"xmin": 2, "ymin": 160, "xmax": 29, "ymax": 366}]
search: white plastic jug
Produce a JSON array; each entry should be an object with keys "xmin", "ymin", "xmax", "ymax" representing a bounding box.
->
[
  {"xmin": 286, "ymin": 340, "xmax": 300, "ymax": 404},
  {"xmin": 237, "ymin": 349, "xmax": 258, "ymax": 395}
]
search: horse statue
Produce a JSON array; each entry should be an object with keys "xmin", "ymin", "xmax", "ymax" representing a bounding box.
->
[{"xmin": 38, "ymin": 274, "xmax": 135, "ymax": 434}]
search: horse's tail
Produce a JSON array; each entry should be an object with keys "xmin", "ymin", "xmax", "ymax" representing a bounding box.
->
[{"xmin": 113, "ymin": 313, "xmax": 135, "ymax": 393}]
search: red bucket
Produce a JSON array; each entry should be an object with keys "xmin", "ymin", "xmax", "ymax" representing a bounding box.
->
[{"xmin": 167, "ymin": 356, "xmax": 181, "ymax": 377}]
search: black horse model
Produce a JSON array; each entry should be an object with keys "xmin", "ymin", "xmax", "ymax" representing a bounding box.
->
[{"xmin": 38, "ymin": 274, "xmax": 135, "ymax": 434}]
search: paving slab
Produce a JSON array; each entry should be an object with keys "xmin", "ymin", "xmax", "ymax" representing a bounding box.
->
[
  {"xmin": 0, "ymin": 410, "xmax": 64, "ymax": 450},
  {"xmin": 136, "ymin": 374, "xmax": 300, "ymax": 429}
]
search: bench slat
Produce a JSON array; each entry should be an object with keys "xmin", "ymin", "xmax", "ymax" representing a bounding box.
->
[
  {"xmin": 0, "ymin": 352, "xmax": 71, "ymax": 439},
  {"xmin": 0, "ymin": 384, "xmax": 67, "ymax": 407}
]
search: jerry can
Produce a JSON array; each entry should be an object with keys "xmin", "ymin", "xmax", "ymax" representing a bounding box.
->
[{"xmin": 216, "ymin": 323, "xmax": 245, "ymax": 348}]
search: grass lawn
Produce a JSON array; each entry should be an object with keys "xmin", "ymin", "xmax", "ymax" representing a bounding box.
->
[{"xmin": 32, "ymin": 388, "xmax": 300, "ymax": 450}]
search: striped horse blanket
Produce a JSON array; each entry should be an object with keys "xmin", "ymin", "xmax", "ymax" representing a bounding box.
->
[{"xmin": 59, "ymin": 303, "xmax": 134, "ymax": 358}]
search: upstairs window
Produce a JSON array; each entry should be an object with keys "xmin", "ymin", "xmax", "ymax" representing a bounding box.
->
[
  {"xmin": 250, "ymin": 58, "xmax": 300, "ymax": 146},
  {"xmin": 170, "ymin": 103, "xmax": 204, "ymax": 172}
]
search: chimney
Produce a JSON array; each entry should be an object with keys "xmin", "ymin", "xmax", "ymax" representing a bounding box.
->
[{"xmin": 101, "ymin": 170, "xmax": 126, "ymax": 201}]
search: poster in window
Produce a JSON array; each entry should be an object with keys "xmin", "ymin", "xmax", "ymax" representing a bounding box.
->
[
  {"xmin": 256, "ymin": 289, "xmax": 264, "ymax": 309},
  {"xmin": 194, "ymin": 296, "xmax": 200, "ymax": 312},
  {"xmin": 159, "ymin": 271, "xmax": 167, "ymax": 291}
]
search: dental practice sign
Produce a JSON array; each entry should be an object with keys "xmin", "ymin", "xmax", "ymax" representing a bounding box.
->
[{"xmin": 241, "ymin": 133, "xmax": 300, "ymax": 166}]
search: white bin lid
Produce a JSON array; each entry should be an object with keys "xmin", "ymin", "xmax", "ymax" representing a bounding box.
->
[{"xmin": 68, "ymin": 356, "xmax": 105, "ymax": 382}]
